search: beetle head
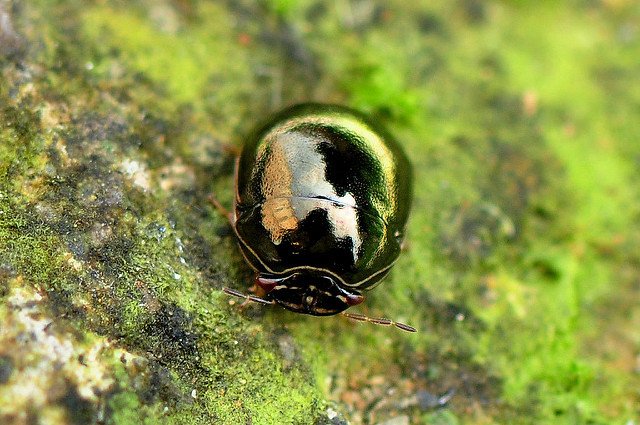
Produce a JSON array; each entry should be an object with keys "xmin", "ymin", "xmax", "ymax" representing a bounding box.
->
[{"xmin": 256, "ymin": 271, "xmax": 364, "ymax": 316}]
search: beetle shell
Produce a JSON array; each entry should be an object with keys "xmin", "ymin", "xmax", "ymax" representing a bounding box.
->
[{"xmin": 232, "ymin": 103, "xmax": 412, "ymax": 316}]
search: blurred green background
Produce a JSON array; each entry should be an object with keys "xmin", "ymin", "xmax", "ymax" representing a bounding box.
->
[{"xmin": 0, "ymin": 0, "xmax": 638, "ymax": 424}]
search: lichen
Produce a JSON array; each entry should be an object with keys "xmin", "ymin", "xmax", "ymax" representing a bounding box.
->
[{"xmin": 0, "ymin": 283, "xmax": 108, "ymax": 419}]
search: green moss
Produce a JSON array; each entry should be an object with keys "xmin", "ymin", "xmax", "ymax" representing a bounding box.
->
[
  {"xmin": 265, "ymin": 1, "xmax": 639, "ymax": 423},
  {"xmin": 201, "ymin": 347, "xmax": 320, "ymax": 423},
  {"xmin": 107, "ymin": 392, "xmax": 145, "ymax": 425},
  {"xmin": 263, "ymin": 0, "xmax": 309, "ymax": 19},
  {"xmin": 79, "ymin": 2, "xmax": 256, "ymax": 139},
  {"xmin": 453, "ymin": 4, "xmax": 640, "ymax": 422},
  {"xmin": 422, "ymin": 410, "xmax": 461, "ymax": 425},
  {"xmin": 1, "ymin": 3, "xmax": 325, "ymax": 422}
]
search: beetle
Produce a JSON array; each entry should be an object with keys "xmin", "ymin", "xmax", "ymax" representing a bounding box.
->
[{"xmin": 218, "ymin": 103, "xmax": 415, "ymax": 331}]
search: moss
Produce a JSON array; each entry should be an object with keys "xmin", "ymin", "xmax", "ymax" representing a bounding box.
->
[
  {"xmin": 107, "ymin": 392, "xmax": 145, "ymax": 425},
  {"xmin": 1, "ymin": 2, "xmax": 325, "ymax": 423},
  {"xmin": 258, "ymin": 0, "xmax": 639, "ymax": 423}
]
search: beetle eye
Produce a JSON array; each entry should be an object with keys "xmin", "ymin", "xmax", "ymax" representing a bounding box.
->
[
  {"xmin": 256, "ymin": 275, "xmax": 280, "ymax": 292},
  {"xmin": 345, "ymin": 293, "xmax": 364, "ymax": 306}
]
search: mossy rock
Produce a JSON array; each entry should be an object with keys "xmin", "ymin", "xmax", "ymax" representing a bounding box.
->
[{"xmin": 1, "ymin": 1, "xmax": 639, "ymax": 424}]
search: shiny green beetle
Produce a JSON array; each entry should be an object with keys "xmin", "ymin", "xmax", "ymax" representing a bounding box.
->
[{"xmin": 225, "ymin": 104, "xmax": 413, "ymax": 329}]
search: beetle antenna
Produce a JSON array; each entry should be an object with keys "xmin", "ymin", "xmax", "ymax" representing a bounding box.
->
[
  {"xmin": 341, "ymin": 312, "xmax": 417, "ymax": 333},
  {"xmin": 222, "ymin": 288, "xmax": 416, "ymax": 332},
  {"xmin": 222, "ymin": 287, "xmax": 274, "ymax": 305}
]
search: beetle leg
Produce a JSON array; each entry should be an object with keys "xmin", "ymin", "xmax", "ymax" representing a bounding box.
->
[
  {"xmin": 221, "ymin": 143, "xmax": 241, "ymax": 156},
  {"xmin": 207, "ymin": 194, "xmax": 234, "ymax": 225},
  {"xmin": 341, "ymin": 311, "xmax": 417, "ymax": 333}
]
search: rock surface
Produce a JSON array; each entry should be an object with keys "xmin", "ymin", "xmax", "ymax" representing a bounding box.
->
[{"xmin": 1, "ymin": 0, "xmax": 639, "ymax": 424}]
